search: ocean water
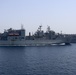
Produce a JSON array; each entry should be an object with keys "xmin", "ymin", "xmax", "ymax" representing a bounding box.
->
[{"xmin": 0, "ymin": 44, "xmax": 76, "ymax": 75}]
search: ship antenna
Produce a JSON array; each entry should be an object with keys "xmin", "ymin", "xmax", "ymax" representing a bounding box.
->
[
  {"xmin": 47, "ymin": 25, "xmax": 50, "ymax": 32},
  {"xmin": 21, "ymin": 24, "xmax": 24, "ymax": 30}
]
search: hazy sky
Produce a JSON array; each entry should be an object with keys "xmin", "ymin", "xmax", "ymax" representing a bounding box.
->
[{"xmin": 0, "ymin": 0, "xmax": 76, "ymax": 35}]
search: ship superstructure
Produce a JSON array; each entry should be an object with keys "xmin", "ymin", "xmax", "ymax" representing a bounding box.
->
[
  {"xmin": 25, "ymin": 25, "xmax": 70, "ymax": 46},
  {"xmin": 0, "ymin": 27, "xmax": 25, "ymax": 46}
]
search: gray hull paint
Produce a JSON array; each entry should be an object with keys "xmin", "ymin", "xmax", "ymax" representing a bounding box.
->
[{"xmin": 0, "ymin": 39, "xmax": 66, "ymax": 46}]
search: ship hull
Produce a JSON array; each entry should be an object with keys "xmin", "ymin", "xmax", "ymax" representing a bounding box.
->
[
  {"xmin": 0, "ymin": 39, "xmax": 67, "ymax": 46},
  {"xmin": 25, "ymin": 39, "xmax": 67, "ymax": 46},
  {"xmin": 0, "ymin": 40, "xmax": 25, "ymax": 46}
]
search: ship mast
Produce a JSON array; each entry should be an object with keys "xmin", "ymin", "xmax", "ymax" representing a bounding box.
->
[
  {"xmin": 38, "ymin": 25, "xmax": 42, "ymax": 32},
  {"xmin": 47, "ymin": 26, "xmax": 50, "ymax": 32},
  {"xmin": 21, "ymin": 24, "xmax": 24, "ymax": 30}
]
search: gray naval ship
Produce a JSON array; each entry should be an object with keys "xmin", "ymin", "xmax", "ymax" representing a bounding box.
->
[{"xmin": 0, "ymin": 25, "xmax": 70, "ymax": 46}]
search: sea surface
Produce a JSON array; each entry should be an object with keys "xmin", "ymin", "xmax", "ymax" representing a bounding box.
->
[{"xmin": 0, "ymin": 44, "xmax": 76, "ymax": 75}]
